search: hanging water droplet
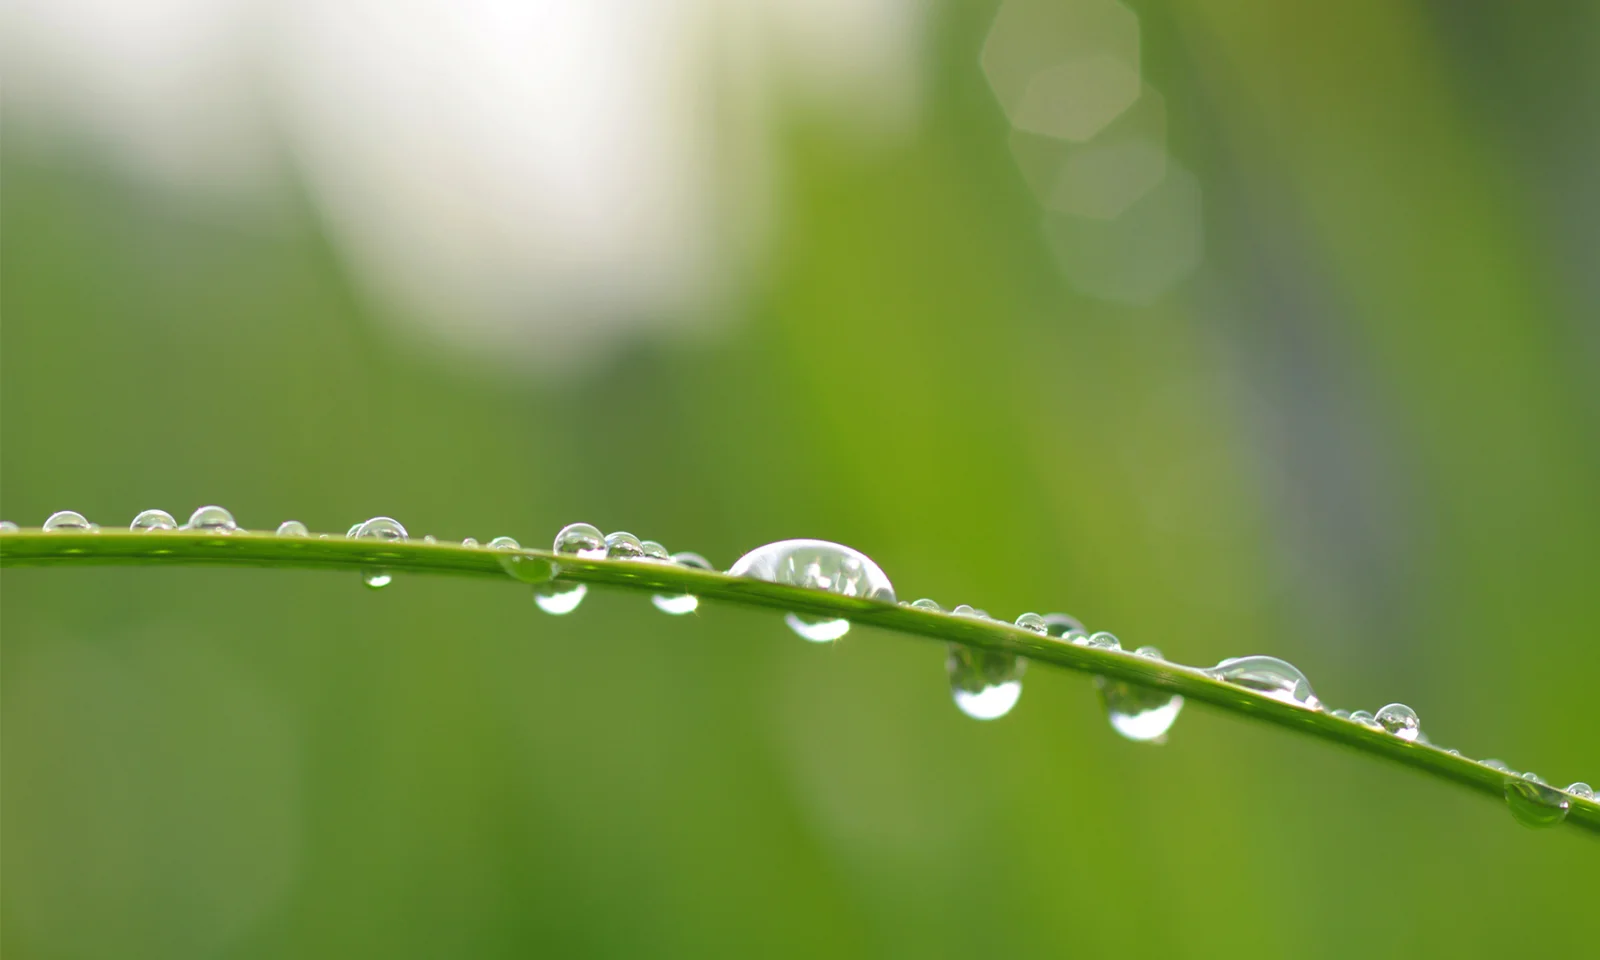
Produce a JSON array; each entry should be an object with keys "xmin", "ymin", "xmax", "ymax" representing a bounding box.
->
[
  {"xmin": 1375, "ymin": 703, "xmax": 1421, "ymax": 742},
  {"xmin": 1504, "ymin": 777, "xmax": 1570, "ymax": 829},
  {"xmin": 639, "ymin": 540, "xmax": 671, "ymax": 562},
  {"xmin": 1566, "ymin": 782, "xmax": 1595, "ymax": 801},
  {"xmin": 186, "ymin": 505, "xmax": 238, "ymax": 533},
  {"xmin": 1349, "ymin": 710, "xmax": 1379, "ymax": 728},
  {"xmin": 0, "ymin": 521, "xmax": 18, "ymax": 532},
  {"xmin": 651, "ymin": 551, "xmax": 711, "ymax": 615},
  {"xmin": 1208, "ymin": 656, "xmax": 1321, "ymax": 709},
  {"xmin": 275, "ymin": 520, "xmax": 309, "ymax": 537},
  {"xmin": 1085, "ymin": 631, "xmax": 1121, "ymax": 651},
  {"xmin": 1096, "ymin": 675, "xmax": 1184, "ymax": 743},
  {"xmin": 43, "ymin": 510, "xmax": 93, "ymax": 532},
  {"xmin": 604, "ymin": 531, "xmax": 646, "ymax": 560},
  {"xmin": 947, "ymin": 645, "xmax": 1025, "ymax": 720},
  {"xmin": 726, "ymin": 539, "xmax": 895, "ymax": 643},
  {"xmin": 130, "ymin": 509, "xmax": 178, "ymax": 532},
  {"xmin": 354, "ymin": 516, "xmax": 407, "ymax": 589},
  {"xmin": 1014, "ymin": 612, "xmax": 1048, "ymax": 634},
  {"xmin": 534, "ymin": 522, "xmax": 605, "ymax": 615}
]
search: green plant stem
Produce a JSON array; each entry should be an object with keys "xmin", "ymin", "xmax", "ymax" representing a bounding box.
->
[{"xmin": 3, "ymin": 528, "xmax": 1595, "ymax": 836}]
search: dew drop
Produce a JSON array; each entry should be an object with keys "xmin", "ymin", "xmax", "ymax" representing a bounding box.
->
[
  {"xmin": 345, "ymin": 523, "xmax": 362, "ymax": 538},
  {"xmin": 951, "ymin": 604, "xmax": 985, "ymax": 618},
  {"xmin": 1349, "ymin": 710, "xmax": 1379, "ymax": 728},
  {"xmin": 726, "ymin": 539, "xmax": 895, "ymax": 643},
  {"xmin": 909, "ymin": 598, "xmax": 945, "ymax": 613},
  {"xmin": 462, "ymin": 537, "xmax": 480, "ymax": 548},
  {"xmin": 1445, "ymin": 749, "xmax": 1462, "ymax": 756},
  {"xmin": 1042, "ymin": 612, "xmax": 1086, "ymax": 642},
  {"xmin": 947, "ymin": 646, "xmax": 1025, "ymax": 720},
  {"xmin": 1133, "ymin": 645, "xmax": 1164, "ymax": 659},
  {"xmin": 1331, "ymin": 709, "xmax": 1351, "ymax": 720},
  {"xmin": 639, "ymin": 540, "xmax": 671, "ymax": 562},
  {"xmin": 354, "ymin": 516, "xmax": 407, "ymax": 589},
  {"xmin": 422, "ymin": 535, "xmax": 437, "ymax": 544},
  {"xmin": 185, "ymin": 505, "xmax": 238, "ymax": 533},
  {"xmin": 1375, "ymin": 702, "xmax": 1421, "ymax": 741},
  {"xmin": 534, "ymin": 522, "xmax": 605, "ymax": 615},
  {"xmin": 130, "ymin": 509, "xmax": 178, "ymax": 532},
  {"xmin": 1566, "ymin": 782, "xmax": 1595, "ymax": 801},
  {"xmin": 1014, "ymin": 612, "xmax": 1048, "ymax": 634},
  {"xmin": 1481, "ymin": 759, "xmax": 1513, "ymax": 773},
  {"xmin": 1085, "ymin": 631, "xmax": 1122, "ymax": 651},
  {"xmin": 362, "ymin": 570, "xmax": 393, "ymax": 589},
  {"xmin": 604, "ymin": 531, "xmax": 646, "ymax": 560},
  {"xmin": 489, "ymin": 535, "xmax": 520, "ymax": 550},
  {"xmin": 652, "ymin": 551, "xmax": 711, "ymax": 615},
  {"xmin": 488, "ymin": 535, "xmax": 556, "ymax": 584},
  {"xmin": 275, "ymin": 520, "xmax": 309, "ymax": 537},
  {"xmin": 0, "ymin": 520, "xmax": 18, "ymax": 532},
  {"xmin": 1096, "ymin": 676, "xmax": 1184, "ymax": 743},
  {"xmin": 1504, "ymin": 777, "xmax": 1570, "ymax": 829},
  {"xmin": 1208, "ymin": 655, "xmax": 1321, "ymax": 709},
  {"xmin": 43, "ymin": 510, "xmax": 93, "ymax": 532}
]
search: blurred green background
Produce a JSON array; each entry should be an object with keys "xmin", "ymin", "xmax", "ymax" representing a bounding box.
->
[{"xmin": 3, "ymin": 1, "xmax": 1598, "ymax": 957}]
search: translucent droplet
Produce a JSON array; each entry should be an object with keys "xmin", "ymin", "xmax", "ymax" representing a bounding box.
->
[
  {"xmin": 275, "ymin": 520, "xmax": 309, "ymax": 537},
  {"xmin": 652, "ymin": 551, "xmax": 711, "ymax": 615},
  {"xmin": 43, "ymin": 510, "xmax": 93, "ymax": 532},
  {"xmin": 488, "ymin": 535, "xmax": 556, "ymax": 584},
  {"xmin": 1331, "ymin": 709, "xmax": 1351, "ymax": 719},
  {"xmin": 489, "ymin": 535, "xmax": 520, "ymax": 550},
  {"xmin": 1042, "ymin": 612, "xmax": 1085, "ymax": 640},
  {"xmin": 1349, "ymin": 710, "xmax": 1379, "ymax": 728},
  {"xmin": 462, "ymin": 537, "xmax": 480, "ymax": 548},
  {"xmin": 422, "ymin": 535, "xmax": 437, "ymax": 544},
  {"xmin": 1566, "ymin": 782, "xmax": 1595, "ymax": 801},
  {"xmin": 534, "ymin": 522, "xmax": 605, "ymax": 615},
  {"xmin": 1208, "ymin": 655, "xmax": 1321, "ymax": 710},
  {"xmin": 604, "ymin": 531, "xmax": 645, "ymax": 560},
  {"xmin": 1085, "ymin": 631, "xmax": 1121, "ymax": 651},
  {"xmin": 1482, "ymin": 759, "xmax": 1513, "ymax": 773},
  {"xmin": 0, "ymin": 520, "xmax": 18, "ymax": 532},
  {"xmin": 1375, "ymin": 703, "xmax": 1421, "ymax": 742},
  {"xmin": 130, "ymin": 509, "xmax": 178, "ymax": 532},
  {"xmin": 1445, "ymin": 749, "xmax": 1462, "ymax": 756},
  {"xmin": 185, "ymin": 505, "xmax": 238, "ymax": 533},
  {"xmin": 909, "ymin": 598, "xmax": 945, "ymax": 613},
  {"xmin": 354, "ymin": 516, "xmax": 407, "ymax": 589},
  {"xmin": 951, "ymin": 604, "xmax": 983, "ymax": 618},
  {"xmin": 345, "ymin": 523, "xmax": 362, "ymax": 538},
  {"xmin": 1504, "ymin": 777, "xmax": 1570, "ymax": 829},
  {"xmin": 1521, "ymin": 771, "xmax": 1545, "ymax": 784},
  {"xmin": 726, "ymin": 539, "xmax": 895, "ymax": 643},
  {"xmin": 947, "ymin": 646, "xmax": 1025, "ymax": 720},
  {"xmin": 639, "ymin": 540, "xmax": 671, "ymax": 562},
  {"xmin": 1096, "ymin": 676, "xmax": 1184, "ymax": 742},
  {"xmin": 1014, "ymin": 612, "xmax": 1048, "ymax": 634},
  {"xmin": 1133, "ymin": 645, "xmax": 1164, "ymax": 659}
]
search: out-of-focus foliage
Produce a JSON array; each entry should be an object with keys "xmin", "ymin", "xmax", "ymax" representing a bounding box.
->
[{"xmin": 3, "ymin": 1, "xmax": 1597, "ymax": 957}]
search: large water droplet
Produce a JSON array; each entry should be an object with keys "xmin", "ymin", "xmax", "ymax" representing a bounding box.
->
[
  {"xmin": 652, "ymin": 551, "xmax": 711, "ymax": 615},
  {"xmin": 1375, "ymin": 703, "xmax": 1421, "ymax": 742},
  {"xmin": 354, "ymin": 516, "xmax": 407, "ymax": 589},
  {"xmin": 1014, "ymin": 612, "xmax": 1048, "ymax": 634},
  {"xmin": 1504, "ymin": 777, "xmax": 1570, "ymax": 829},
  {"xmin": 275, "ymin": 520, "xmax": 309, "ymax": 537},
  {"xmin": 0, "ymin": 520, "xmax": 18, "ymax": 532},
  {"xmin": 43, "ymin": 510, "xmax": 93, "ymax": 532},
  {"xmin": 345, "ymin": 523, "xmax": 362, "ymax": 538},
  {"xmin": 130, "ymin": 509, "xmax": 178, "ymax": 532},
  {"xmin": 1097, "ymin": 676, "xmax": 1184, "ymax": 743},
  {"xmin": 534, "ymin": 522, "xmax": 605, "ymax": 615},
  {"xmin": 639, "ymin": 540, "xmax": 671, "ymax": 562},
  {"xmin": 726, "ymin": 539, "xmax": 895, "ymax": 643},
  {"xmin": 1208, "ymin": 655, "xmax": 1321, "ymax": 709},
  {"xmin": 1566, "ymin": 782, "xmax": 1595, "ymax": 801},
  {"xmin": 604, "ymin": 531, "xmax": 645, "ymax": 560},
  {"xmin": 186, "ymin": 505, "xmax": 238, "ymax": 533},
  {"xmin": 947, "ymin": 646, "xmax": 1025, "ymax": 720}
]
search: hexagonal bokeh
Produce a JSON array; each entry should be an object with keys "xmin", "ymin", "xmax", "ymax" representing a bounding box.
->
[
  {"xmin": 1042, "ymin": 159, "xmax": 1203, "ymax": 304},
  {"xmin": 980, "ymin": 0, "xmax": 1141, "ymax": 142},
  {"xmin": 1009, "ymin": 84, "xmax": 1168, "ymax": 219}
]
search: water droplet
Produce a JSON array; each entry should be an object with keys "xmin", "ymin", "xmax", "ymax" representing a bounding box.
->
[
  {"xmin": 1208, "ymin": 656, "xmax": 1321, "ymax": 709},
  {"xmin": 345, "ymin": 523, "xmax": 362, "ymax": 538},
  {"xmin": 1096, "ymin": 676, "xmax": 1184, "ymax": 742},
  {"xmin": 1133, "ymin": 645, "xmax": 1164, "ymax": 659},
  {"xmin": 1014, "ymin": 612, "xmax": 1048, "ymax": 634},
  {"xmin": 1375, "ymin": 703, "xmax": 1421, "ymax": 741},
  {"xmin": 947, "ymin": 646, "xmax": 1025, "ymax": 720},
  {"xmin": 354, "ymin": 516, "xmax": 407, "ymax": 589},
  {"xmin": 1085, "ymin": 631, "xmax": 1122, "ymax": 651},
  {"xmin": 43, "ymin": 510, "xmax": 93, "ymax": 532},
  {"xmin": 130, "ymin": 509, "xmax": 178, "ymax": 532},
  {"xmin": 1349, "ymin": 710, "xmax": 1379, "ymax": 728},
  {"xmin": 1331, "ymin": 709, "xmax": 1351, "ymax": 719},
  {"xmin": 488, "ymin": 535, "xmax": 555, "ymax": 584},
  {"xmin": 1504, "ymin": 777, "xmax": 1570, "ymax": 829},
  {"xmin": 604, "ymin": 531, "xmax": 645, "ymax": 560},
  {"xmin": 1566, "ymin": 782, "xmax": 1594, "ymax": 801},
  {"xmin": 726, "ymin": 539, "xmax": 895, "ymax": 643},
  {"xmin": 275, "ymin": 520, "xmax": 309, "ymax": 537},
  {"xmin": 462, "ymin": 537, "xmax": 480, "ymax": 548},
  {"xmin": 1042, "ymin": 612, "xmax": 1086, "ymax": 641},
  {"xmin": 1521, "ymin": 771, "xmax": 1545, "ymax": 784},
  {"xmin": 639, "ymin": 540, "xmax": 671, "ymax": 562},
  {"xmin": 422, "ymin": 535, "xmax": 437, "ymax": 544},
  {"xmin": 0, "ymin": 521, "xmax": 18, "ymax": 532},
  {"xmin": 534, "ymin": 522, "xmax": 605, "ymax": 615},
  {"xmin": 909, "ymin": 598, "xmax": 945, "ymax": 613},
  {"xmin": 1445, "ymin": 749, "xmax": 1462, "ymax": 756},
  {"xmin": 185, "ymin": 505, "xmax": 238, "ymax": 533},
  {"xmin": 489, "ymin": 535, "xmax": 520, "ymax": 550},
  {"xmin": 951, "ymin": 604, "xmax": 984, "ymax": 618},
  {"xmin": 651, "ymin": 551, "xmax": 711, "ymax": 615},
  {"xmin": 1481, "ymin": 759, "xmax": 1513, "ymax": 773}
]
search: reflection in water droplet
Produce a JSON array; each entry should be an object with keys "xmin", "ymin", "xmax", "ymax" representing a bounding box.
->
[
  {"xmin": 345, "ymin": 523, "xmax": 362, "ymax": 538},
  {"xmin": 1085, "ymin": 631, "xmax": 1121, "ymax": 651},
  {"xmin": 1375, "ymin": 703, "xmax": 1421, "ymax": 741},
  {"xmin": 947, "ymin": 646, "xmax": 1025, "ymax": 720},
  {"xmin": 1349, "ymin": 711, "xmax": 1378, "ymax": 728},
  {"xmin": 909, "ymin": 598, "xmax": 944, "ymax": 613},
  {"xmin": 1521, "ymin": 771, "xmax": 1545, "ymax": 784},
  {"xmin": 1331, "ymin": 709, "xmax": 1351, "ymax": 719},
  {"xmin": 639, "ymin": 540, "xmax": 671, "ymax": 562},
  {"xmin": 275, "ymin": 520, "xmax": 309, "ymax": 537},
  {"xmin": 489, "ymin": 536, "xmax": 520, "ymax": 550},
  {"xmin": 726, "ymin": 539, "xmax": 894, "ymax": 643},
  {"xmin": 652, "ymin": 551, "xmax": 711, "ymax": 615},
  {"xmin": 131, "ymin": 509, "xmax": 178, "ymax": 532},
  {"xmin": 534, "ymin": 522, "xmax": 606, "ymax": 615},
  {"xmin": 1208, "ymin": 656, "xmax": 1321, "ymax": 709},
  {"xmin": 355, "ymin": 516, "xmax": 407, "ymax": 589},
  {"xmin": 1042, "ymin": 612, "xmax": 1085, "ymax": 641},
  {"xmin": 1014, "ymin": 612, "xmax": 1048, "ymax": 634},
  {"xmin": 1504, "ymin": 777, "xmax": 1570, "ymax": 829},
  {"xmin": 183, "ymin": 505, "xmax": 237, "ymax": 533},
  {"xmin": 462, "ymin": 538, "xmax": 480, "ymax": 548},
  {"xmin": 0, "ymin": 520, "xmax": 18, "ymax": 532},
  {"xmin": 1133, "ymin": 645, "xmax": 1164, "ymax": 660},
  {"xmin": 604, "ymin": 531, "xmax": 645, "ymax": 560},
  {"xmin": 1566, "ymin": 782, "xmax": 1594, "ymax": 801},
  {"xmin": 488, "ymin": 535, "xmax": 555, "ymax": 584},
  {"xmin": 43, "ymin": 510, "xmax": 93, "ymax": 532},
  {"xmin": 1097, "ymin": 675, "xmax": 1183, "ymax": 743}
]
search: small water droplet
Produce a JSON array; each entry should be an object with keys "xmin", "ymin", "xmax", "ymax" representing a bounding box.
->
[
  {"xmin": 1445, "ymin": 748, "xmax": 1462, "ymax": 756},
  {"xmin": 1042, "ymin": 613, "xmax": 1086, "ymax": 642},
  {"xmin": 1331, "ymin": 709, "xmax": 1350, "ymax": 719},
  {"xmin": 909, "ymin": 598, "xmax": 945, "ymax": 613},
  {"xmin": 1085, "ymin": 631, "xmax": 1121, "ymax": 651},
  {"xmin": 1375, "ymin": 702, "xmax": 1421, "ymax": 742},
  {"xmin": 1096, "ymin": 676, "xmax": 1183, "ymax": 743},
  {"xmin": 488, "ymin": 535, "xmax": 555, "ymax": 584},
  {"xmin": 0, "ymin": 520, "xmax": 18, "ymax": 532},
  {"xmin": 422, "ymin": 535, "xmax": 437, "ymax": 544},
  {"xmin": 604, "ymin": 531, "xmax": 646, "ymax": 560},
  {"xmin": 951, "ymin": 604, "xmax": 982, "ymax": 618},
  {"xmin": 362, "ymin": 570, "xmax": 393, "ymax": 589},
  {"xmin": 1504, "ymin": 777, "xmax": 1570, "ymax": 829},
  {"xmin": 275, "ymin": 520, "xmax": 309, "ymax": 537},
  {"xmin": 534, "ymin": 522, "xmax": 605, "ymax": 614},
  {"xmin": 489, "ymin": 535, "xmax": 520, "ymax": 549},
  {"xmin": 652, "ymin": 551, "xmax": 711, "ymax": 615},
  {"xmin": 1014, "ymin": 612, "xmax": 1048, "ymax": 634},
  {"xmin": 1133, "ymin": 645, "xmax": 1164, "ymax": 659},
  {"xmin": 354, "ymin": 516, "xmax": 407, "ymax": 589},
  {"xmin": 1208, "ymin": 655, "xmax": 1321, "ymax": 709},
  {"xmin": 1521, "ymin": 771, "xmax": 1545, "ymax": 784},
  {"xmin": 947, "ymin": 646, "xmax": 1025, "ymax": 720},
  {"xmin": 639, "ymin": 540, "xmax": 671, "ymax": 562},
  {"xmin": 726, "ymin": 539, "xmax": 895, "ymax": 643},
  {"xmin": 462, "ymin": 537, "xmax": 480, "ymax": 548},
  {"xmin": 130, "ymin": 509, "xmax": 178, "ymax": 532},
  {"xmin": 1349, "ymin": 710, "xmax": 1378, "ymax": 728},
  {"xmin": 1481, "ymin": 759, "xmax": 1513, "ymax": 773},
  {"xmin": 185, "ymin": 505, "xmax": 238, "ymax": 533},
  {"xmin": 1566, "ymin": 782, "xmax": 1595, "ymax": 801}
]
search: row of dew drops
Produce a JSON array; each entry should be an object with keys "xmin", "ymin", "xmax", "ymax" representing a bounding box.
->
[{"xmin": 8, "ymin": 510, "xmax": 1594, "ymax": 829}]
